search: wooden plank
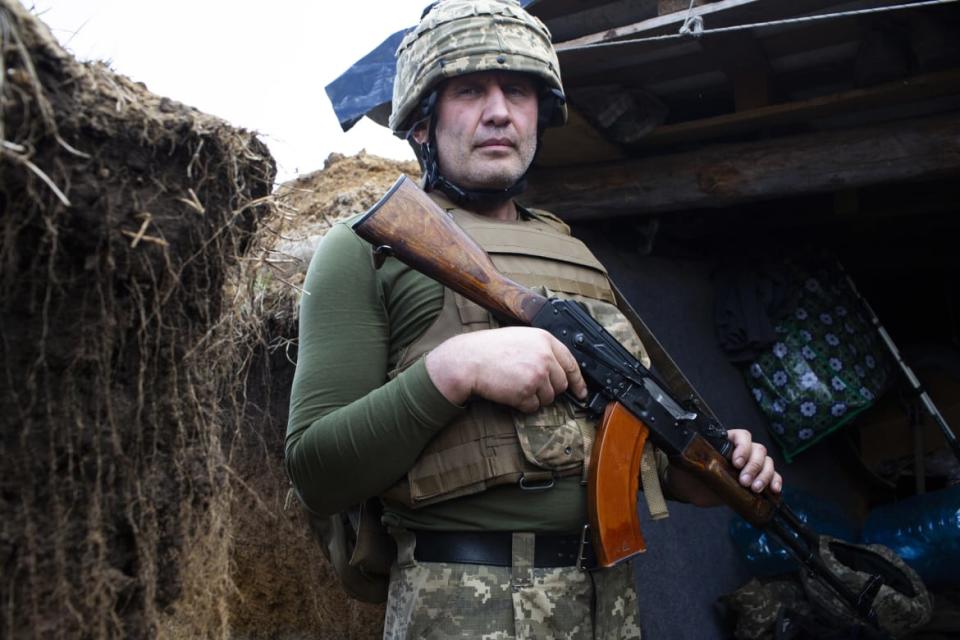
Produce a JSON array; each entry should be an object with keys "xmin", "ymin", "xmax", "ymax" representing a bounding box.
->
[
  {"xmin": 536, "ymin": 107, "xmax": 626, "ymax": 167},
  {"xmin": 658, "ymin": 0, "xmax": 709, "ymax": 15},
  {"xmin": 553, "ymin": 2, "xmax": 857, "ymax": 86},
  {"xmin": 558, "ymin": 0, "xmax": 762, "ymax": 47},
  {"xmin": 559, "ymin": 41, "xmax": 706, "ymax": 83},
  {"xmin": 700, "ymin": 32, "xmax": 771, "ymax": 110},
  {"xmin": 523, "ymin": 113, "xmax": 960, "ymax": 219},
  {"xmin": 552, "ymin": 1, "xmax": 947, "ymax": 92},
  {"xmin": 536, "ymin": 0, "xmax": 659, "ymax": 43},
  {"xmin": 556, "ymin": 0, "xmax": 926, "ymax": 48},
  {"xmin": 761, "ymin": 13, "xmax": 859, "ymax": 60},
  {"xmin": 636, "ymin": 70, "xmax": 960, "ymax": 147}
]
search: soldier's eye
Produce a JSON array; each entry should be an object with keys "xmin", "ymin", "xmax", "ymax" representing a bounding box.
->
[{"xmin": 504, "ymin": 83, "xmax": 533, "ymax": 98}]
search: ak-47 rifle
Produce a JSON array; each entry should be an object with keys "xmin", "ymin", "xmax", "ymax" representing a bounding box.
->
[{"xmin": 352, "ymin": 175, "xmax": 893, "ymax": 634}]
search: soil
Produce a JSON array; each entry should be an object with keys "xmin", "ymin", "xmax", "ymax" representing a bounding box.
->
[
  {"xmin": 268, "ymin": 151, "xmax": 421, "ymax": 284},
  {"xmin": 278, "ymin": 150, "xmax": 420, "ymax": 225},
  {"xmin": 1, "ymin": 1, "xmax": 418, "ymax": 637},
  {"xmin": 0, "ymin": 1, "xmax": 273, "ymax": 637}
]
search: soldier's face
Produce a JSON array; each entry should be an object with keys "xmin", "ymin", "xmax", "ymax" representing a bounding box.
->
[{"xmin": 422, "ymin": 71, "xmax": 539, "ymax": 190}]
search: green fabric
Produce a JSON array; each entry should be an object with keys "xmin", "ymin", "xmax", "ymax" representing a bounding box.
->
[
  {"xmin": 285, "ymin": 219, "xmax": 587, "ymax": 532},
  {"xmin": 285, "ymin": 220, "xmax": 458, "ymax": 516}
]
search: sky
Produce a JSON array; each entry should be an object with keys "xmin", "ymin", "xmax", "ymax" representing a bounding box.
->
[{"xmin": 27, "ymin": 0, "xmax": 428, "ymax": 184}]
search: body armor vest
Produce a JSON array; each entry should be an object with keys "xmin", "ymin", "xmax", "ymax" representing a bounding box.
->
[{"xmin": 383, "ymin": 196, "xmax": 654, "ymax": 509}]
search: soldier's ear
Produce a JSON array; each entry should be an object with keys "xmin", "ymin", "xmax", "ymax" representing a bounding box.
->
[{"xmin": 411, "ymin": 120, "xmax": 429, "ymax": 145}]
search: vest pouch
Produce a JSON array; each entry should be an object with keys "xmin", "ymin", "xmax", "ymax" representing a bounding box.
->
[
  {"xmin": 305, "ymin": 497, "xmax": 394, "ymax": 604},
  {"xmin": 509, "ymin": 292, "xmax": 644, "ymax": 473},
  {"xmin": 513, "ymin": 400, "xmax": 593, "ymax": 471},
  {"xmin": 350, "ymin": 499, "xmax": 396, "ymax": 576}
]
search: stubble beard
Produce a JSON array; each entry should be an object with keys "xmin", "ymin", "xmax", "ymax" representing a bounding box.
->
[
  {"xmin": 469, "ymin": 160, "xmax": 524, "ymax": 190},
  {"xmin": 438, "ymin": 131, "xmax": 537, "ymax": 191}
]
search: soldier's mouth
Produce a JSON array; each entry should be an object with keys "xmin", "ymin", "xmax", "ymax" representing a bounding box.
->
[{"xmin": 476, "ymin": 138, "xmax": 515, "ymax": 148}]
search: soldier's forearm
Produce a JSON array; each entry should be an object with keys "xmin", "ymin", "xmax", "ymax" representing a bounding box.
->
[{"xmin": 285, "ymin": 359, "xmax": 463, "ymax": 515}]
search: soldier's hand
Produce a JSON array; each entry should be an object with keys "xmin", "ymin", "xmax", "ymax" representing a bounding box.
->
[
  {"xmin": 426, "ymin": 326, "xmax": 587, "ymax": 413},
  {"xmin": 726, "ymin": 428, "xmax": 782, "ymax": 494}
]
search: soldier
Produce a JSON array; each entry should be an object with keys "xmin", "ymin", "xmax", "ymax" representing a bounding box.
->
[{"xmin": 286, "ymin": 1, "xmax": 781, "ymax": 637}]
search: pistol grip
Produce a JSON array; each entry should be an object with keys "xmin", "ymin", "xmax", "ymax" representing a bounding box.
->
[{"xmin": 588, "ymin": 401, "xmax": 648, "ymax": 567}]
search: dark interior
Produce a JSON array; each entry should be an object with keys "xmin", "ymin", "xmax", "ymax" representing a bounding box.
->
[{"xmin": 518, "ymin": 1, "xmax": 960, "ymax": 635}]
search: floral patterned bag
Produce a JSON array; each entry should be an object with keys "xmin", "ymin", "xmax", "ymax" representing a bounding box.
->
[{"xmin": 744, "ymin": 262, "xmax": 893, "ymax": 461}]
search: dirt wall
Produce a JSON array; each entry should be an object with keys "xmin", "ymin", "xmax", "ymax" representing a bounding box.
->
[
  {"xmin": 0, "ymin": 2, "xmax": 274, "ymax": 637},
  {"xmin": 0, "ymin": 2, "xmax": 421, "ymax": 637}
]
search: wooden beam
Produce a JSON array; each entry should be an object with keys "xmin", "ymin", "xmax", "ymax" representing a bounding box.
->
[
  {"xmin": 701, "ymin": 32, "xmax": 771, "ymax": 110},
  {"xmin": 558, "ymin": 0, "xmax": 762, "ymax": 47},
  {"xmin": 558, "ymin": 41, "xmax": 707, "ymax": 85},
  {"xmin": 636, "ymin": 70, "xmax": 960, "ymax": 148},
  {"xmin": 658, "ymin": 0, "xmax": 707, "ymax": 16},
  {"xmin": 556, "ymin": 0, "xmax": 929, "ymax": 49},
  {"xmin": 536, "ymin": 106, "xmax": 626, "ymax": 167},
  {"xmin": 555, "ymin": 0, "xmax": 872, "ymax": 48},
  {"xmin": 536, "ymin": 0, "xmax": 659, "ymax": 43},
  {"xmin": 523, "ymin": 113, "xmax": 960, "ymax": 220}
]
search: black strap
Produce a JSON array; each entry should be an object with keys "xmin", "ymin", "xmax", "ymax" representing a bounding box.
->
[{"xmin": 611, "ymin": 280, "xmax": 722, "ymax": 426}]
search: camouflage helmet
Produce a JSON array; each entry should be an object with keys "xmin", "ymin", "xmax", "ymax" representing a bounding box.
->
[
  {"xmin": 389, "ymin": 0, "xmax": 567, "ymax": 136},
  {"xmin": 800, "ymin": 536, "xmax": 933, "ymax": 637}
]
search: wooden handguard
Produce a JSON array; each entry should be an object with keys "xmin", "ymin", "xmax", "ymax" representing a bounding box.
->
[
  {"xmin": 353, "ymin": 175, "xmax": 548, "ymax": 325},
  {"xmin": 588, "ymin": 402, "xmax": 649, "ymax": 567},
  {"xmin": 676, "ymin": 434, "xmax": 781, "ymax": 527}
]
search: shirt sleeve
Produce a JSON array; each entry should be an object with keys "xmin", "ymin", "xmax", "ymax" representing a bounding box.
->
[{"xmin": 284, "ymin": 222, "xmax": 462, "ymax": 516}]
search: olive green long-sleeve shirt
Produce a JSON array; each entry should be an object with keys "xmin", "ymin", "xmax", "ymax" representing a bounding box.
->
[{"xmin": 285, "ymin": 218, "xmax": 587, "ymax": 533}]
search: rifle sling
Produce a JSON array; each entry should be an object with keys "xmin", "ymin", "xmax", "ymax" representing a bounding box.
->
[{"xmin": 610, "ymin": 281, "xmax": 722, "ymax": 428}]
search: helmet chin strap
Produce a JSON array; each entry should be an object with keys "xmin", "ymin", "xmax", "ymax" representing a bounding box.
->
[
  {"xmin": 410, "ymin": 87, "xmax": 564, "ymax": 210},
  {"xmin": 430, "ymin": 166, "xmax": 530, "ymax": 209},
  {"xmin": 422, "ymin": 113, "xmax": 530, "ymax": 209}
]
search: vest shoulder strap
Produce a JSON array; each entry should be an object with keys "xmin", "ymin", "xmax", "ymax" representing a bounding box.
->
[{"xmin": 523, "ymin": 207, "xmax": 571, "ymax": 235}]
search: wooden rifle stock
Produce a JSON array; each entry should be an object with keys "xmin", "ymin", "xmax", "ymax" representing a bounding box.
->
[{"xmin": 353, "ymin": 176, "xmax": 548, "ymax": 324}]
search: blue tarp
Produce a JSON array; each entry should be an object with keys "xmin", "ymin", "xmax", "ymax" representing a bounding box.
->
[
  {"xmin": 325, "ymin": 29, "xmax": 411, "ymax": 132},
  {"xmin": 326, "ymin": 0, "xmax": 535, "ymax": 132}
]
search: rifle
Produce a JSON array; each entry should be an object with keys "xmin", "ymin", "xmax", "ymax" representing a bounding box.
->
[{"xmin": 352, "ymin": 175, "xmax": 892, "ymax": 634}]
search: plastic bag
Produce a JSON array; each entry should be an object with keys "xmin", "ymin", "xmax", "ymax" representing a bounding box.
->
[
  {"xmin": 729, "ymin": 487, "xmax": 858, "ymax": 576},
  {"xmin": 744, "ymin": 262, "xmax": 893, "ymax": 461},
  {"xmin": 862, "ymin": 485, "xmax": 960, "ymax": 587}
]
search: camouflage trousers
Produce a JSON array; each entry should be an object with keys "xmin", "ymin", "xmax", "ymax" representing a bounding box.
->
[{"xmin": 383, "ymin": 530, "xmax": 642, "ymax": 639}]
